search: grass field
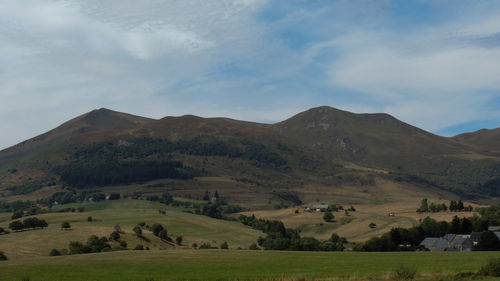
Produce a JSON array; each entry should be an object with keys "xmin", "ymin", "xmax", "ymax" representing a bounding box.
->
[
  {"xmin": 0, "ymin": 199, "xmax": 262, "ymax": 260},
  {"xmin": 0, "ymin": 250, "xmax": 499, "ymax": 281}
]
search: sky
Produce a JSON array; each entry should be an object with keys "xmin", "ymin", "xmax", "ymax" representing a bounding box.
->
[{"xmin": 1, "ymin": 0, "xmax": 500, "ymax": 150}]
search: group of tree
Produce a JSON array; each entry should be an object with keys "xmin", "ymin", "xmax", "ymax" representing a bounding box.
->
[
  {"xmin": 238, "ymin": 214, "xmax": 346, "ymax": 251},
  {"xmin": 51, "ymin": 232, "xmax": 130, "ymax": 256},
  {"xmin": 9, "ymin": 217, "xmax": 48, "ymax": 231},
  {"xmin": 55, "ymin": 137, "xmax": 288, "ymax": 188},
  {"xmin": 355, "ymin": 212, "xmax": 497, "ymax": 252},
  {"xmin": 417, "ymin": 198, "xmax": 473, "ymax": 213},
  {"xmin": 143, "ymin": 192, "xmax": 174, "ymax": 205},
  {"xmin": 150, "ymin": 223, "xmax": 170, "ymax": 241}
]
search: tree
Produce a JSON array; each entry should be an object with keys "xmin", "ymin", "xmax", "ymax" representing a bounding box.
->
[
  {"xmin": 176, "ymin": 236, "xmax": 183, "ymax": 245},
  {"xmin": 214, "ymin": 190, "xmax": 220, "ymax": 199},
  {"xmin": 114, "ymin": 224, "xmax": 122, "ymax": 233},
  {"xmin": 158, "ymin": 229, "xmax": 168, "ymax": 240},
  {"xmin": 49, "ymin": 249, "xmax": 61, "ymax": 256},
  {"xmin": 369, "ymin": 222, "xmax": 377, "ymax": 229},
  {"xmin": 108, "ymin": 193, "xmax": 121, "ymax": 200},
  {"xmin": 0, "ymin": 251, "xmax": 7, "ymax": 261},
  {"xmin": 109, "ymin": 231, "xmax": 120, "ymax": 241},
  {"xmin": 249, "ymin": 243, "xmax": 259, "ymax": 250},
  {"xmin": 418, "ymin": 198, "xmax": 428, "ymax": 213},
  {"xmin": 203, "ymin": 190, "xmax": 210, "ymax": 201},
  {"xmin": 69, "ymin": 241, "xmax": 87, "ymax": 254},
  {"xmin": 151, "ymin": 223, "xmax": 165, "ymax": 236},
  {"xmin": 220, "ymin": 241, "xmax": 229, "ymax": 249},
  {"xmin": 87, "ymin": 216, "xmax": 93, "ymax": 222},
  {"xmin": 134, "ymin": 244, "xmax": 144, "ymax": 250},
  {"xmin": 9, "ymin": 220, "xmax": 24, "ymax": 231},
  {"xmin": 61, "ymin": 222, "xmax": 71, "ymax": 230},
  {"xmin": 120, "ymin": 240, "xmax": 127, "ymax": 249},
  {"xmin": 133, "ymin": 226, "xmax": 142, "ymax": 237},
  {"xmin": 323, "ymin": 211, "xmax": 334, "ymax": 222},
  {"xmin": 11, "ymin": 210, "xmax": 24, "ymax": 220},
  {"xmin": 477, "ymin": 231, "xmax": 500, "ymax": 251}
]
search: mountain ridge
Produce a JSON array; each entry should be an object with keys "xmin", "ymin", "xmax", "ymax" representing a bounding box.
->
[{"xmin": 0, "ymin": 106, "xmax": 498, "ymax": 199}]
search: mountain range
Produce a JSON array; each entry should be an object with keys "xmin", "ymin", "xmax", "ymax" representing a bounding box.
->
[{"xmin": 0, "ymin": 106, "xmax": 499, "ymax": 201}]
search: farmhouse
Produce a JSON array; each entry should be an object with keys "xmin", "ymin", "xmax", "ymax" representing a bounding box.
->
[
  {"xmin": 419, "ymin": 234, "xmax": 472, "ymax": 252},
  {"xmin": 305, "ymin": 204, "xmax": 329, "ymax": 212}
]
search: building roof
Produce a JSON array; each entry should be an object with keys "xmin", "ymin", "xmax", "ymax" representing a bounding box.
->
[
  {"xmin": 310, "ymin": 204, "xmax": 329, "ymax": 209},
  {"xmin": 420, "ymin": 237, "xmax": 439, "ymax": 248},
  {"xmin": 494, "ymin": 232, "xmax": 500, "ymax": 240},
  {"xmin": 488, "ymin": 226, "xmax": 500, "ymax": 231}
]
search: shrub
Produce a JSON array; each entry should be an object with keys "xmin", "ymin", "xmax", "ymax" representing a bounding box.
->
[
  {"xmin": 199, "ymin": 243, "xmax": 215, "ymax": 249},
  {"xmin": 479, "ymin": 258, "xmax": 500, "ymax": 277},
  {"xmin": 0, "ymin": 251, "xmax": 7, "ymax": 261},
  {"xmin": 108, "ymin": 193, "xmax": 121, "ymax": 200},
  {"xmin": 220, "ymin": 241, "xmax": 229, "ymax": 249},
  {"xmin": 192, "ymin": 243, "xmax": 198, "ymax": 249},
  {"xmin": 392, "ymin": 264, "xmax": 417, "ymax": 280},
  {"xmin": 120, "ymin": 241, "xmax": 127, "ymax": 249},
  {"xmin": 109, "ymin": 231, "xmax": 120, "ymax": 241},
  {"xmin": 323, "ymin": 211, "xmax": 334, "ymax": 222},
  {"xmin": 134, "ymin": 244, "xmax": 144, "ymax": 250},
  {"xmin": 249, "ymin": 243, "xmax": 259, "ymax": 250},
  {"xmin": 133, "ymin": 226, "xmax": 142, "ymax": 236},
  {"xmin": 49, "ymin": 249, "xmax": 61, "ymax": 256},
  {"xmin": 61, "ymin": 222, "xmax": 71, "ymax": 230},
  {"xmin": 176, "ymin": 236, "xmax": 183, "ymax": 245}
]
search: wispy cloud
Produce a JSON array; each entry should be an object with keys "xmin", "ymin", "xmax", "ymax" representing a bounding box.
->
[{"xmin": 0, "ymin": 0, "xmax": 499, "ymax": 149}]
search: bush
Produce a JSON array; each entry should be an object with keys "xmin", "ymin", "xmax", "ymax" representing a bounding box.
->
[
  {"xmin": 249, "ymin": 243, "xmax": 259, "ymax": 250},
  {"xmin": 120, "ymin": 241, "xmax": 127, "ymax": 249},
  {"xmin": 176, "ymin": 236, "xmax": 183, "ymax": 245},
  {"xmin": 134, "ymin": 244, "xmax": 144, "ymax": 250},
  {"xmin": 109, "ymin": 231, "xmax": 120, "ymax": 241},
  {"xmin": 0, "ymin": 251, "xmax": 7, "ymax": 261},
  {"xmin": 108, "ymin": 193, "xmax": 121, "ymax": 200},
  {"xmin": 323, "ymin": 211, "xmax": 334, "ymax": 222},
  {"xmin": 392, "ymin": 264, "xmax": 417, "ymax": 280},
  {"xmin": 133, "ymin": 226, "xmax": 142, "ymax": 236},
  {"xmin": 49, "ymin": 249, "xmax": 61, "ymax": 256},
  {"xmin": 479, "ymin": 258, "xmax": 500, "ymax": 277},
  {"xmin": 220, "ymin": 241, "xmax": 229, "ymax": 249},
  {"xmin": 61, "ymin": 222, "xmax": 71, "ymax": 230}
]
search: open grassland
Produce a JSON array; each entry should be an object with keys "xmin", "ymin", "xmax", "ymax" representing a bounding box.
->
[
  {"xmin": 0, "ymin": 250, "xmax": 499, "ymax": 281},
  {"xmin": 241, "ymin": 179, "xmax": 485, "ymax": 242},
  {"xmin": 0, "ymin": 199, "xmax": 262, "ymax": 260}
]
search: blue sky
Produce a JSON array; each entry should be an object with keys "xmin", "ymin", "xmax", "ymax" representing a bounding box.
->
[{"xmin": 1, "ymin": 0, "xmax": 499, "ymax": 149}]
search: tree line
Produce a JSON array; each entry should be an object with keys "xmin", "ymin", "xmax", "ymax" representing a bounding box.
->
[
  {"xmin": 9, "ymin": 217, "xmax": 48, "ymax": 231},
  {"xmin": 238, "ymin": 214, "xmax": 346, "ymax": 251},
  {"xmin": 417, "ymin": 198, "xmax": 473, "ymax": 213}
]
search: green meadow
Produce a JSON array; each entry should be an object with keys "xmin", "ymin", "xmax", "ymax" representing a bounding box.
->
[{"xmin": 0, "ymin": 250, "xmax": 499, "ymax": 281}]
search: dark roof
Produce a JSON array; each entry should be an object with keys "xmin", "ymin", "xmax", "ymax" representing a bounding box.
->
[{"xmin": 420, "ymin": 238, "xmax": 439, "ymax": 248}]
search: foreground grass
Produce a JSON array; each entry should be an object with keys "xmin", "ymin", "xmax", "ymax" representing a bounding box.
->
[{"xmin": 0, "ymin": 250, "xmax": 499, "ymax": 281}]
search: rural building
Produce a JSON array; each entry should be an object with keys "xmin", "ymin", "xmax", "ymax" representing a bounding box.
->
[
  {"xmin": 305, "ymin": 204, "xmax": 329, "ymax": 212},
  {"xmin": 488, "ymin": 226, "xmax": 500, "ymax": 231},
  {"xmin": 419, "ymin": 234, "xmax": 472, "ymax": 252}
]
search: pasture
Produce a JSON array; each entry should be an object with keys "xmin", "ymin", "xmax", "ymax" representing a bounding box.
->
[{"xmin": 0, "ymin": 250, "xmax": 499, "ymax": 281}]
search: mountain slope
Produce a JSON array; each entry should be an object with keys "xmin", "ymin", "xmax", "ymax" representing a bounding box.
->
[
  {"xmin": 0, "ymin": 106, "xmax": 498, "ymax": 199},
  {"xmin": 453, "ymin": 128, "xmax": 500, "ymax": 154}
]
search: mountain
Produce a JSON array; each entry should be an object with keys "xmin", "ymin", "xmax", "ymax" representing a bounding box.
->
[
  {"xmin": 0, "ymin": 106, "xmax": 498, "ymax": 200},
  {"xmin": 453, "ymin": 128, "xmax": 500, "ymax": 154}
]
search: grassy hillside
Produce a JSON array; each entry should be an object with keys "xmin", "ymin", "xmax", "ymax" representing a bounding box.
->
[
  {"xmin": 0, "ymin": 250, "xmax": 498, "ymax": 281},
  {"xmin": 0, "ymin": 199, "xmax": 262, "ymax": 260}
]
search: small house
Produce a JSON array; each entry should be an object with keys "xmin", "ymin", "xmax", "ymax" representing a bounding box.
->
[{"xmin": 307, "ymin": 204, "xmax": 329, "ymax": 212}]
